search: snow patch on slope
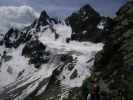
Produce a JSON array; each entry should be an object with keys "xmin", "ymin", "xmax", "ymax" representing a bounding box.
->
[
  {"xmin": 0, "ymin": 45, "xmax": 35, "ymax": 88},
  {"xmin": 38, "ymin": 23, "xmax": 72, "ymax": 43}
]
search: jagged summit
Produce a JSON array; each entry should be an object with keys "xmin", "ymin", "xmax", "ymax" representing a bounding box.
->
[
  {"xmin": 80, "ymin": 4, "xmax": 100, "ymax": 17},
  {"xmin": 39, "ymin": 10, "xmax": 49, "ymax": 20},
  {"xmin": 38, "ymin": 10, "xmax": 50, "ymax": 26},
  {"xmin": 31, "ymin": 9, "xmax": 59, "ymax": 32},
  {"xmin": 66, "ymin": 4, "xmax": 106, "ymax": 42},
  {"xmin": 1, "ymin": 5, "xmax": 112, "ymax": 48},
  {"xmin": 1, "ymin": 9, "xmax": 62, "ymax": 49}
]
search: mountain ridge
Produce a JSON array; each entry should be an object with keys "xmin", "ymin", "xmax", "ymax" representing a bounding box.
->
[{"xmin": 0, "ymin": 4, "xmax": 104, "ymax": 100}]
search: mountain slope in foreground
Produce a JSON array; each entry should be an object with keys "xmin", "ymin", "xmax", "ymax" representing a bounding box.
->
[{"xmin": 90, "ymin": 1, "xmax": 133, "ymax": 100}]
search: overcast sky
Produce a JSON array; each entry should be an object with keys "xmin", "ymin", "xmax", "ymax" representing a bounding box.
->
[{"xmin": 0, "ymin": 0, "xmax": 126, "ymax": 17}]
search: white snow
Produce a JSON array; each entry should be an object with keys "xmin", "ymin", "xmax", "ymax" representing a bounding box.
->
[
  {"xmin": 38, "ymin": 23, "xmax": 103, "ymax": 88},
  {"xmin": 0, "ymin": 45, "xmax": 35, "ymax": 88},
  {"xmin": 0, "ymin": 22, "xmax": 103, "ymax": 99},
  {"xmin": 59, "ymin": 56, "xmax": 90, "ymax": 87},
  {"xmin": 38, "ymin": 23, "xmax": 72, "ymax": 43},
  {"xmin": 53, "ymin": 23, "xmax": 72, "ymax": 42},
  {"xmin": 97, "ymin": 21, "xmax": 105, "ymax": 30}
]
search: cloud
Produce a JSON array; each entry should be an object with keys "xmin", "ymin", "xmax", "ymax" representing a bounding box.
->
[
  {"xmin": 0, "ymin": 0, "xmax": 125, "ymax": 18},
  {"xmin": 0, "ymin": 5, "xmax": 39, "ymax": 34}
]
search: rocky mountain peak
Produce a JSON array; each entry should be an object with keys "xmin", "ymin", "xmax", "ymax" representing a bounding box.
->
[
  {"xmin": 80, "ymin": 4, "xmax": 100, "ymax": 17},
  {"xmin": 31, "ymin": 9, "xmax": 59, "ymax": 32},
  {"xmin": 40, "ymin": 10, "xmax": 49, "ymax": 19},
  {"xmin": 38, "ymin": 10, "xmax": 50, "ymax": 26},
  {"xmin": 66, "ymin": 4, "xmax": 104, "ymax": 42}
]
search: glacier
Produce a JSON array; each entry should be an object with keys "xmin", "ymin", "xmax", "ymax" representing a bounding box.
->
[{"xmin": 0, "ymin": 14, "xmax": 103, "ymax": 100}]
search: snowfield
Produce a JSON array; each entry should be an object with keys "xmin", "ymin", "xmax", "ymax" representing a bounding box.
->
[{"xmin": 0, "ymin": 22, "xmax": 103, "ymax": 100}]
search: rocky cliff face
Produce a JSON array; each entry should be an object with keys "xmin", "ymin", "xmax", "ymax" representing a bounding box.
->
[
  {"xmin": 66, "ymin": 5, "xmax": 101, "ymax": 41},
  {"xmin": 90, "ymin": 1, "xmax": 133, "ymax": 99},
  {"xmin": 66, "ymin": 4, "xmax": 112, "ymax": 43}
]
